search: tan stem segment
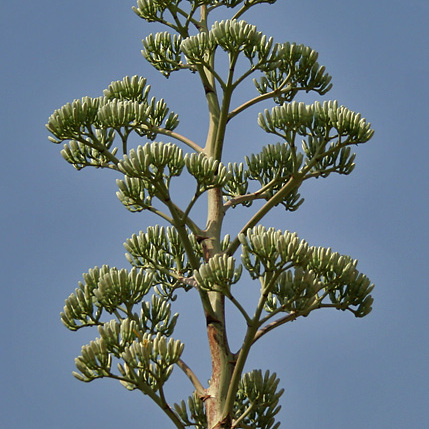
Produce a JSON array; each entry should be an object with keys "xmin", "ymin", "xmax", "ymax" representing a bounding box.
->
[{"xmin": 201, "ymin": 188, "xmax": 235, "ymax": 428}]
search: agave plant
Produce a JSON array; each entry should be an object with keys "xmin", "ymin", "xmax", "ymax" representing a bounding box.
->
[{"xmin": 47, "ymin": 1, "xmax": 374, "ymax": 428}]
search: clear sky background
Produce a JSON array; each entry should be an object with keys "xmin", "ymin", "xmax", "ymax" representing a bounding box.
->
[{"xmin": 2, "ymin": 1, "xmax": 428, "ymax": 428}]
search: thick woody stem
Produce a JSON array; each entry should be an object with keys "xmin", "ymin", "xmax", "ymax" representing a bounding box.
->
[{"xmin": 202, "ymin": 188, "xmax": 236, "ymax": 429}]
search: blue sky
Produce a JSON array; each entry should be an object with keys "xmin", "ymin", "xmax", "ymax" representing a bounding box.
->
[{"xmin": 2, "ymin": 1, "xmax": 428, "ymax": 428}]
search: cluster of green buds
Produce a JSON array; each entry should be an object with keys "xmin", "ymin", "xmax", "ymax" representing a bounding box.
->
[
  {"xmin": 117, "ymin": 141, "xmax": 234, "ymax": 215},
  {"xmin": 133, "ymin": 1, "xmax": 277, "ymax": 28},
  {"xmin": 245, "ymin": 143, "xmax": 304, "ymax": 210},
  {"xmin": 235, "ymin": 227, "xmax": 373, "ymax": 318},
  {"xmin": 142, "ymin": 32, "xmax": 185, "ymax": 77},
  {"xmin": 118, "ymin": 333, "xmax": 184, "ymax": 392},
  {"xmin": 46, "ymin": 76, "xmax": 179, "ymax": 170},
  {"xmin": 254, "ymin": 42, "xmax": 332, "ymax": 103},
  {"xmin": 233, "ymin": 370, "xmax": 284, "ymax": 429},
  {"xmin": 116, "ymin": 175, "xmax": 154, "ymax": 212},
  {"xmin": 47, "ymin": 96, "xmax": 102, "ymax": 143},
  {"xmin": 223, "ymin": 143, "xmax": 304, "ymax": 211},
  {"xmin": 74, "ymin": 328, "xmax": 184, "ymax": 395},
  {"xmin": 73, "ymin": 337, "xmax": 112, "ymax": 382},
  {"xmin": 223, "ymin": 162, "xmax": 250, "ymax": 205},
  {"xmin": 264, "ymin": 268, "xmax": 321, "ymax": 316},
  {"xmin": 239, "ymin": 226, "xmax": 310, "ymax": 277},
  {"xmin": 92, "ymin": 267, "xmax": 153, "ymax": 313},
  {"xmin": 224, "ymin": 100, "xmax": 372, "ymax": 208},
  {"xmin": 259, "ymin": 100, "xmax": 373, "ymax": 142},
  {"xmin": 193, "ymin": 254, "xmax": 242, "ymax": 292},
  {"xmin": 173, "ymin": 370, "xmax": 283, "ymax": 429},
  {"xmin": 139, "ymin": 294, "xmax": 179, "ymax": 336},
  {"xmin": 185, "ymin": 152, "xmax": 231, "ymax": 194},
  {"xmin": 124, "ymin": 225, "xmax": 203, "ymax": 297},
  {"xmin": 60, "ymin": 263, "xmax": 179, "ymax": 332},
  {"xmin": 61, "ymin": 265, "xmax": 111, "ymax": 331},
  {"xmin": 62, "ymin": 261, "xmax": 183, "ymax": 399},
  {"xmin": 173, "ymin": 391, "xmax": 207, "ymax": 429},
  {"xmin": 118, "ymin": 142, "xmax": 184, "ymax": 195},
  {"xmin": 257, "ymin": 100, "xmax": 373, "ymax": 179},
  {"xmin": 94, "ymin": 303, "xmax": 177, "ymax": 359},
  {"xmin": 137, "ymin": 12, "xmax": 331, "ymax": 101}
]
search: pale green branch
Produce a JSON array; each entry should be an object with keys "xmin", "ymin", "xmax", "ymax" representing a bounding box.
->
[
  {"xmin": 196, "ymin": 58, "xmax": 228, "ymax": 91},
  {"xmin": 232, "ymin": 400, "xmax": 258, "ymax": 428},
  {"xmin": 223, "ymin": 169, "xmax": 288, "ymax": 212},
  {"xmin": 231, "ymin": 2, "xmax": 255, "ymax": 20},
  {"xmin": 228, "ymin": 71, "xmax": 294, "ymax": 121},
  {"xmin": 180, "ymin": 3, "xmax": 201, "ymax": 30},
  {"xmin": 225, "ymin": 292, "xmax": 252, "ymax": 325},
  {"xmin": 300, "ymin": 136, "xmax": 353, "ymax": 178},
  {"xmin": 223, "ymin": 191, "xmax": 266, "ymax": 210},
  {"xmin": 231, "ymin": 0, "xmax": 275, "ymax": 21},
  {"xmin": 221, "ymin": 271, "xmax": 281, "ymax": 422},
  {"xmin": 221, "ymin": 305, "xmax": 263, "ymax": 421},
  {"xmin": 157, "ymin": 384, "xmax": 186, "ymax": 429},
  {"xmin": 151, "ymin": 126, "xmax": 204, "ymax": 153},
  {"xmin": 160, "ymin": 196, "xmax": 203, "ymax": 237},
  {"xmin": 232, "ymin": 65, "xmax": 258, "ymax": 90},
  {"xmin": 182, "ymin": 187, "xmax": 202, "ymax": 221},
  {"xmin": 145, "ymin": 205, "xmax": 176, "ymax": 225},
  {"xmin": 177, "ymin": 358, "xmax": 206, "ymax": 397},
  {"xmin": 166, "ymin": 3, "xmax": 187, "ymax": 32},
  {"xmin": 252, "ymin": 311, "xmax": 299, "ymax": 344},
  {"xmin": 75, "ymin": 136, "xmax": 121, "ymax": 168},
  {"xmin": 227, "ymin": 86, "xmax": 288, "ymax": 122},
  {"xmin": 225, "ymin": 175, "xmax": 304, "ymax": 256}
]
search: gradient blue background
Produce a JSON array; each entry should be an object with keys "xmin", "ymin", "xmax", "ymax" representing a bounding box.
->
[{"xmin": 2, "ymin": 1, "xmax": 428, "ymax": 427}]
